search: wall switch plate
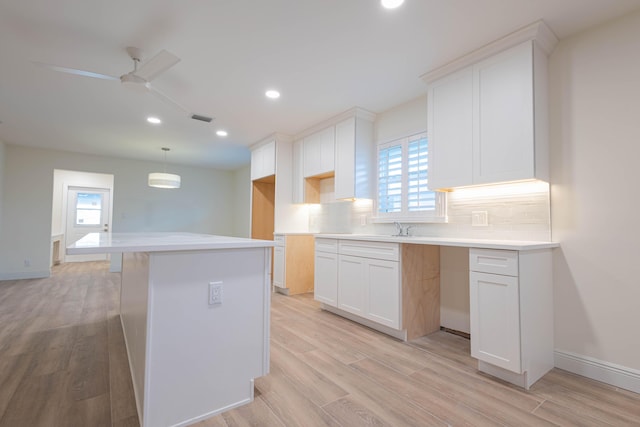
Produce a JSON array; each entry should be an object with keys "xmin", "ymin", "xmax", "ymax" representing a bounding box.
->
[
  {"xmin": 209, "ymin": 281, "xmax": 223, "ymax": 305},
  {"xmin": 360, "ymin": 215, "xmax": 367, "ymax": 226},
  {"xmin": 471, "ymin": 211, "xmax": 489, "ymax": 227}
]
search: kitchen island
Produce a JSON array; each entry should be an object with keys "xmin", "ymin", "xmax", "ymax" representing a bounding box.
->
[{"xmin": 67, "ymin": 232, "xmax": 274, "ymax": 427}]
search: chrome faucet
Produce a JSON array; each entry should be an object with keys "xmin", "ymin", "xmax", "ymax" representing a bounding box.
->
[{"xmin": 393, "ymin": 222, "xmax": 412, "ymax": 237}]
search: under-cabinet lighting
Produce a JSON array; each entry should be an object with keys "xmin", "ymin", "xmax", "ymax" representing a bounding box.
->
[{"xmin": 450, "ymin": 180, "xmax": 549, "ymax": 200}]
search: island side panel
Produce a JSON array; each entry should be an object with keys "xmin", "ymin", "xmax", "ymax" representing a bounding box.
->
[
  {"xmin": 144, "ymin": 247, "xmax": 270, "ymax": 427},
  {"xmin": 119, "ymin": 251, "xmax": 151, "ymax": 424}
]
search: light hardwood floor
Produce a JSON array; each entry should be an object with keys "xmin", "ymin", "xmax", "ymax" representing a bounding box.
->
[{"xmin": 1, "ymin": 261, "xmax": 639, "ymax": 426}]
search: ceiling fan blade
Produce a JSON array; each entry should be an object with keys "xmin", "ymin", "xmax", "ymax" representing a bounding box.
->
[
  {"xmin": 136, "ymin": 50, "xmax": 180, "ymax": 81},
  {"xmin": 34, "ymin": 62, "xmax": 119, "ymax": 81},
  {"xmin": 148, "ymin": 85, "xmax": 191, "ymax": 116}
]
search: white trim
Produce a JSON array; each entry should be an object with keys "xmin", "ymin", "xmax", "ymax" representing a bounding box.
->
[
  {"xmin": 293, "ymin": 107, "xmax": 376, "ymax": 140},
  {"xmin": 421, "ymin": 20, "xmax": 558, "ymax": 84},
  {"xmin": 0, "ymin": 270, "xmax": 51, "ymax": 280},
  {"xmin": 554, "ymin": 349, "xmax": 640, "ymax": 394}
]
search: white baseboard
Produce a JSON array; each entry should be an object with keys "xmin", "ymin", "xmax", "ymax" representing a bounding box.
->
[
  {"xmin": 0, "ymin": 270, "xmax": 50, "ymax": 281},
  {"xmin": 555, "ymin": 349, "xmax": 640, "ymax": 394}
]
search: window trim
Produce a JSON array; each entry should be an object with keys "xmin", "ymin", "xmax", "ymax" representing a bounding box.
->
[{"xmin": 373, "ymin": 132, "xmax": 447, "ymax": 223}]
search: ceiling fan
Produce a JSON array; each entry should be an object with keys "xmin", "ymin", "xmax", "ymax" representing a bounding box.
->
[{"xmin": 36, "ymin": 47, "xmax": 214, "ymax": 123}]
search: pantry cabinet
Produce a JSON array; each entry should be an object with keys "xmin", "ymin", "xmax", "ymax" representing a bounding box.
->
[
  {"xmin": 425, "ymin": 23, "xmax": 557, "ymax": 190},
  {"xmin": 250, "ymin": 140, "xmax": 276, "ymax": 181}
]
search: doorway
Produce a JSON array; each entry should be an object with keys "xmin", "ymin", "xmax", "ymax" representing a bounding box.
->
[{"xmin": 65, "ymin": 187, "xmax": 111, "ymax": 262}]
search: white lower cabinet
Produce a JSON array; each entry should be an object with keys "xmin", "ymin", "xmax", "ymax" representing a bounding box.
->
[
  {"xmin": 366, "ymin": 258, "xmax": 400, "ymax": 329},
  {"xmin": 272, "ymin": 245, "xmax": 285, "ymax": 289},
  {"xmin": 469, "ymin": 247, "xmax": 553, "ymax": 389},
  {"xmin": 337, "ymin": 255, "xmax": 367, "ymax": 317},
  {"xmin": 470, "ymin": 271, "xmax": 521, "ymax": 373},
  {"xmin": 314, "ymin": 238, "xmax": 338, "ymax": 306},
  {"xmin": 315, "ymin": 239, "xmax": 401, "ymax": 332},
  {"xmin": 337, "ymin": 254, "xmax": 400, "ymax": 328}
]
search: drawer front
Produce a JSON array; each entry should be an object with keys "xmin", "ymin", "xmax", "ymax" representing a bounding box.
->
[
  {"xmin": 273, "ymin": 234, "xmax": 285, "ymax": 246},
  {"xmin": 315, "ymin": 238, "xmax": 338, "ymax": 253},
  {"xmin": 338, "ymin": 240, "xmax": 399, "ymax": 262},
  {"xmin": 469, "ymin": 248, "xmax": 518, "ymax": 276}
]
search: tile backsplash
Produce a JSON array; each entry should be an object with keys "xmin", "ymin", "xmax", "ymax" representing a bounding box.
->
[{"xmin": 309, "ymin": 181, "xmax": 551, "ymax": 241}]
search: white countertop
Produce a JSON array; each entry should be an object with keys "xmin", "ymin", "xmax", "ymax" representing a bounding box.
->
[
  {"xmin": 316, "ymin": 234, "xmax": 559, "ymax": 251},
  {"xmin": 66, "ymin": 232, "xmax": 275, "ymax": 255}
]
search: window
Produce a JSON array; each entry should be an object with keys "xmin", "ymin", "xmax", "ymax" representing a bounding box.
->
[
  {"xmin": 75, "ymin": 192, "xmax": 103, "ymax": 226},
  {"xmin": 376, "ymin": 133, "xmax": 446, "ymax": 221}
]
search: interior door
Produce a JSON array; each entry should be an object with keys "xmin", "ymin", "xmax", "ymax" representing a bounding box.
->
[{"xmin": 65, "ymin": 187, "xmax": 110, "ymax": 262}]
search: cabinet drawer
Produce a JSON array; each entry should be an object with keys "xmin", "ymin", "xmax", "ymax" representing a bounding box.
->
[
  {"xmin": 273, "ymin": 234, "xmax": 285, "ymax": 246},
  {"xmin": 470, "ymin": 248, "xmax": 518, "ymax": 276},
  {"xmin": 338, "ymin": 240, "xmax": 399, "ymax": 262},
  {"xmin": 315, "ymin": 238, "xmax": 338, "ymax": 253}
]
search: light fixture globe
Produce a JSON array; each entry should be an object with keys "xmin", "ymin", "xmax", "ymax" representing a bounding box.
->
[
  {"xmin": 148, "ymin": 172, "xmax": 181, "ymax": 189},
  {"xmin": 148, "ymin": 147, "xmax": 181, "ymax": 189}
]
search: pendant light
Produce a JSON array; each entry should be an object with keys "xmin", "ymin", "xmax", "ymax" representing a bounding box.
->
[{"xmin": 148, "ymin": 147, "xmax": 181, "ymax": 189}]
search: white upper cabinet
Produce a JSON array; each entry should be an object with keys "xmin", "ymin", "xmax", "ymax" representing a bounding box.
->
[
  {"xmin": 250, "ymin": 140, "xmax": 276, "ymax": 181},
  {"xmin": 303, "ymin": 126, "xmax": 335, "ymax": 178},
  {"xmin": 334, "ymin": 114, "xmax": 375, "ymax": 200},
  {"xmin": 427, "ymin": 67, "xmax": 473, "ymax": 189},
  {"xmin": 423, "ymin": 21, "xmax": 557, "ymax": 189},
  {"xmin": 292, "ymin": 139, "xmax": 304, "ymax": 204},
  {"xmin": 472, "ymin": 42, "xmax": 536, "ymax": 184}
]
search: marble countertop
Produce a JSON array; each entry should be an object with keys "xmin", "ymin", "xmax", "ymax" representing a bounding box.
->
[
  {"xmin": 315, "ymin": 234, "xmax": 559, "ymax": 251},
  {"xmin": 66, "ymin": 232, "xmax": 275, "ymax": 255}
]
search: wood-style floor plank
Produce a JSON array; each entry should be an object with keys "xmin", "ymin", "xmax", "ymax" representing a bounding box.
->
[{"xmin": 1, "ymin": 261, "xmax": 639, "ymax": 427}]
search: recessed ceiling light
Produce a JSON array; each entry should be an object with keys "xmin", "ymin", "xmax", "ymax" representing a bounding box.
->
[
  {"xmin": 265, "ymin": 89, "xmax": 280, "ymax": 99},
  {"xmin": 147, "ymin": 116, "xmax": 162, "ymax": 124},
  {"xmin": 216, "ymin": 130, "xmax": 228, "ymax": 137},
  {"xmin": 381, "ymin": 0, "xmax": 404, "ymax": 9}
]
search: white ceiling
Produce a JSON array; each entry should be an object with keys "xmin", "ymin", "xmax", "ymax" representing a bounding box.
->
[{"xmin": 1, "ymin": 0, "xmax": 639, "ymax": 170}]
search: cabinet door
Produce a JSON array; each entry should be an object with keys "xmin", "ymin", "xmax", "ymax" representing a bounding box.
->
[
  {"xmin": 262, "ymin": 140, "xmax": 276, "ymax": 178},
  {"xmin": 273, "ymin": 245, "xmax": 285, "ymax": 289},
  {"xmin": 319, "ymin": 126, "xmax": 335, "ymax": 175},
  {"xmin": 366, "ymin": 259, "xmax": 400, "ymax": 329},
  {"xmin": 473, "ymin": 42, "xmax": 534, "ymax": 184},
  {"xmin": 314, "ymin": 251, "xmax": 338, "ymax": 306},
  {"xmin": 250, "ymin": 147, "xmax": 262, "ymax": 181},
  {"xmin": 337, "ymin": 255, "xmax": 366, "ymax": 316},
  {"xmin": 334, "ymin": 118, "xmax": 355, "ymax": 200},
  {"xmin": 470, "ymin": 271, "xmax": 521, "ymax": 373},
  {"xmin": 427, "ymin": 67, "xmax": 473, "ymax": 189},
  {"xmin": 303, "ymin": 133, "xmax": 321, "ymax": 177},
  {"xmin": 292, "ymin": 139, "xmax": 304, "ymax": 203},
  {"xmin": 251, "ymin": 141, "xmax": 276, "ymax": 181}
]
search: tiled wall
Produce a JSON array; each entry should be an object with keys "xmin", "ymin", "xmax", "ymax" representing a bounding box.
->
[{"xmin": 309, "ymin": 181, "xmax": 551, "ymax": 241}]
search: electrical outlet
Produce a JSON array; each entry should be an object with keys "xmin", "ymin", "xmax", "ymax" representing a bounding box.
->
[
  {"xmin": 23, "ymin": 259, "xmax": 31, "ymax": 268},
  {"xmin": 471, "ymin": 211, "xmax": 489, "ymax": 227},
  {"xmin": 360, "ymin": 215, "xmax": 367, "ymax": 226},
  {"xmin": 209, "ymin": 281, "xmax": 223, "ymax": 305}
]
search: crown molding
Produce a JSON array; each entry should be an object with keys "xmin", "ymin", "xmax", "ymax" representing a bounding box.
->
[
  {"xmin": 293, "ymin": 107, "xmax": 376, "ymax": 141},
  {"xmin": 420, "ymin": 20, "xmax": 558, "ymax": 85}
]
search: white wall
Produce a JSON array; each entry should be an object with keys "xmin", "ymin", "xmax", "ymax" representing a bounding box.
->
[
  {"xmin": 0, "ymin": 144, "xmax": 239, "ymax": 280},
  {"xmin": 550, "ymin": 10, "xmax": 640, "ymax": 372}
]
